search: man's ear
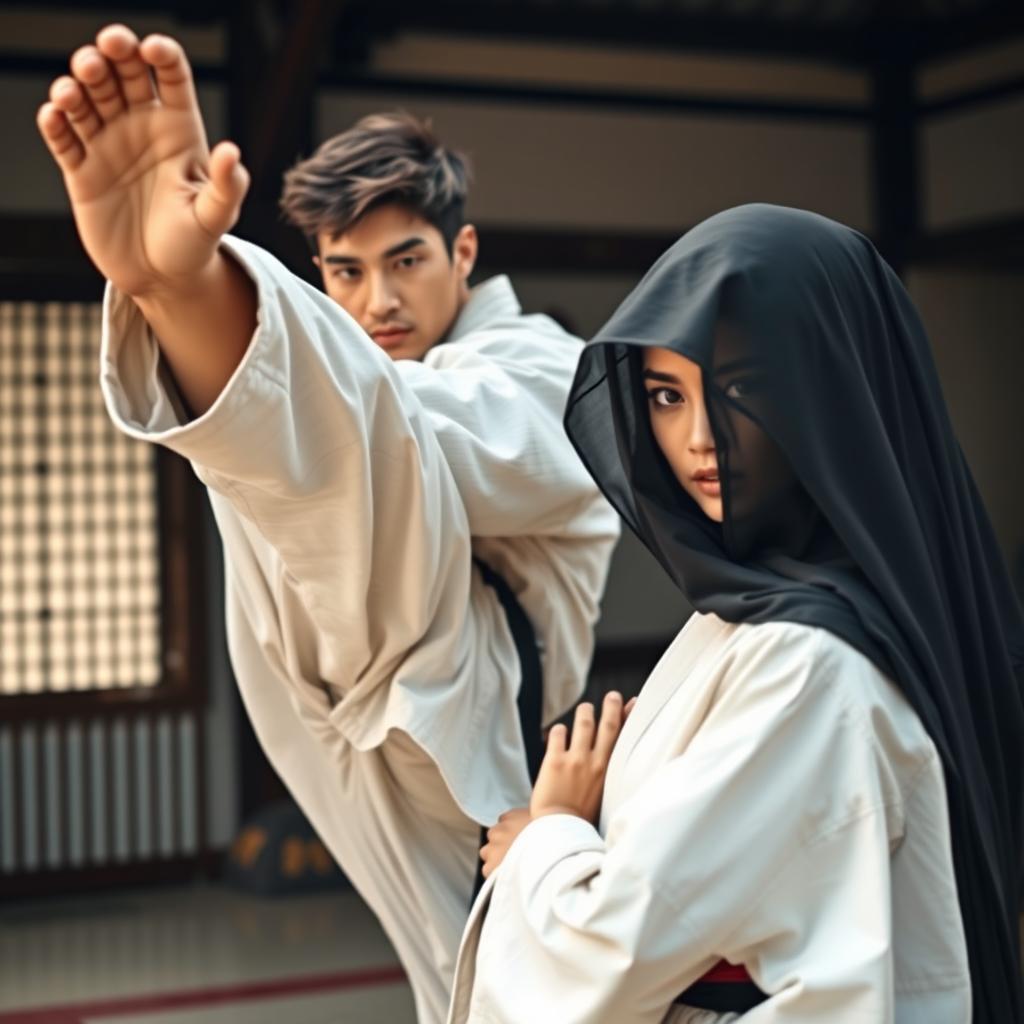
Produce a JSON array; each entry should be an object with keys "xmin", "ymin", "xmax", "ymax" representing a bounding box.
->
[
  {"xmin": 453, "ymin": 224, "xmax": 478, "ymax": 282},
  {"xmin": 312, "ymin": 255, "xmax": 321, "ymax": 268}
]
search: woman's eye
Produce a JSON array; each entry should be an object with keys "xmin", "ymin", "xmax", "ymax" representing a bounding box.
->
[{"xmin": 647, "ymin": 387, "xmax": 683, "ymax": 408}]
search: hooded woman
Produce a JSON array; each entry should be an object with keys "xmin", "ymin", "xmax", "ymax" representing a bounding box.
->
[{"xmin": 446, "ymin": 204, "xmax": 1023, "ymax": 1023}]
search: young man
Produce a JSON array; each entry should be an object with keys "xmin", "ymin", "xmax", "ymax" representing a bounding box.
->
[
  {"xmin": 280, "ymin": 111, "xmax": 476, "ymax": 364},
  {"xmin": 36, "ymin": 25, "xmax": 619, "ymax": 1024}
]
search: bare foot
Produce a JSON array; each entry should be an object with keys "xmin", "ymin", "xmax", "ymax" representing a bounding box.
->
[{"xmin": 36, "ymin": 24, "xmax": 248, "ymax": 298}]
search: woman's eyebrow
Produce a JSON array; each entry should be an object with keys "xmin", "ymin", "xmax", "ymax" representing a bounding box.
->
[{"xmin": 642, "ymin": 369, "xmax": 680, "ymax": 384}]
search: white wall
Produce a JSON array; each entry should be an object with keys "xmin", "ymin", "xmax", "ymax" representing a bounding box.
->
[{"xmin": 319, "ymin": 92, "xmax": 871, "ymax": 234}]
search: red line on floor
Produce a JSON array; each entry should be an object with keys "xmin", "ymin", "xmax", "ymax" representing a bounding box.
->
[{"xmin": 0, "ymin": 965, "xmax": 408, "ymax": 1024}]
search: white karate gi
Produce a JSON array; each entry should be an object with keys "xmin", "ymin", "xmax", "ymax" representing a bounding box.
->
[
  {"xmin": 99, "ymin": 238, "xmax": 620, "ymax": 1024},
  {"xmin": 449, "ymin": 612, "xmax": 971, "ymax": 1023}
]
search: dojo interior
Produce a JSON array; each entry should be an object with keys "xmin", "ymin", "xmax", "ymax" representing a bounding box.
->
[{"xmin": 1, "ymin": 1, "xmax": 1023, "ymax": 1021}]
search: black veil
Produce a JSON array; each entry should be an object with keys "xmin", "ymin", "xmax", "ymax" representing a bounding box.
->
[{"xmin": 565, "ymin": 204, "xmax": 1024, "ymax": 1021}]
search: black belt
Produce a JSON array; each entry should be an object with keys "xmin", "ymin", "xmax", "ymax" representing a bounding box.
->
[
  {"xmin": 471, "ymin": 557, "xmax": 544, "ymax": 902},
  {"xmin": 674, "ymin": 961, "xmax": 769, "ymax": 1012}
]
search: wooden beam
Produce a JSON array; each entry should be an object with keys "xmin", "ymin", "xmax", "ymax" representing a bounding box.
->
[
  {"xmin": 348, "ymin": 1, "xmax": 873, "ymax": 66},
  {"xmin": 869, "ymin": 32, "xmax": 920, "ymax": 274},
  {"xmin": 227, "ymin": 0, "xmax": 347, "ymax": 275},
  {"xmin": 910, "ymin": 217, "xmax": 1024, "ymax": 271}
]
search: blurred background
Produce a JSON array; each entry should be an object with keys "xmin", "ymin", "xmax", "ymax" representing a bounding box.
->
[{"xmin": 1, "ymin": 1, "xmax": 1022, "ymax": 1021}]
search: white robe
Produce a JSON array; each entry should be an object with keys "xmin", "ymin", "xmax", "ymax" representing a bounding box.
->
[
  {"xmin": 448, "ymin": 613, "xmax": 970, "ymax": 1024},
  {"xmin": 98, "ymin": 238, "xmax": 620, "ymax": 1024}
]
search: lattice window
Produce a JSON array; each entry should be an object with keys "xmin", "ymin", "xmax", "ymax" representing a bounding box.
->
[{"xmin": 0, "ymin": 301, "xmax": 162, "ymax": 694}]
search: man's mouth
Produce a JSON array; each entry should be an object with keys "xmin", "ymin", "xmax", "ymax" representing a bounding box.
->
[{"xmin": 371, "ymin": 326, "xmax": 413, "ymax": 349}]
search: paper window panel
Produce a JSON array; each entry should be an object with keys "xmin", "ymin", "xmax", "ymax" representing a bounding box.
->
[{"xmin": 0, "ymin": 302, "xmax": 162, "ymax": 694}]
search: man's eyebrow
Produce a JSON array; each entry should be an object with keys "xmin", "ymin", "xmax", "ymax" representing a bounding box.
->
[
  {"xmin": 382, "ymin": 236, "xmax": 428, "ymax": 259},
  {"xmin": 643, "ymin": 369, "xmax": 681, "ymax": 384},
  {"xmin": 322, "ymin": 236, "xmax": 427, "ymax": 265}
]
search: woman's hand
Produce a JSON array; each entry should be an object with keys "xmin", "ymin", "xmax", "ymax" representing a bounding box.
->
[
  {"xmin": 480, "ymin": 807, "xmax": 532, "ymax": 880},
  {"xmin": 530, "ymin": 692, "xmax": 635, "ymax": 824}
]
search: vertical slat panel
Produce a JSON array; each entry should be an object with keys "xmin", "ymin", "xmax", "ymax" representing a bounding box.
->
[
  {"xmin": 2, "ymin": 709, "xmax": 209, "ymax": 875},
  {"xmin": 156, "ymin": 714, "xmax": 174, "ymax": 857},
  {"xmin": 149, "ymin": 716, "xmax": 161, "ymax": 860},
  {"xmin": 0, "ymin": 726, "xmax": 16, "ymax": 872},
  {"xmin": 133, "ymin": 715, "xmax": 151, "ymax": 860},
  {"xmin": 55, "ymin": 719, "xmax": 68, "ymax": 867},
  {"xmin": 194, "ymin": 710, "xmax": 208, "ymax": 858},
  {"xmin": 43, "ymin": 721, "xmax": 61, "ymax": 868},
  {"xmin": 89, "ymin": 718, "xmax": 106, "ymax": 864},
  {"xmin": 20, "ymin": 727, "xmax": 37, "ymax": 870},
  {"xmin": 124, "ymin": 712, "xmax": 137, "ymax": 864},
  {"xmin": 179, "ymin": 713, "xmax": 198, "ymax": 855},
  {"xmin": 111, "ymin": 718, "xmax": 130, "ymax": 861},
  {"xmin": 66, "ymin": 719, "xmax": 85, "ymax": 867},
  {"xmin": 103, "ymin": 716, "xmax": 115, "ymax": 860}
]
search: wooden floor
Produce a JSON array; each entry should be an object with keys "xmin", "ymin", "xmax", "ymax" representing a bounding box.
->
[{"xmin": 0, "ymin": 883, "xmax": 416, "ymax": 1024}]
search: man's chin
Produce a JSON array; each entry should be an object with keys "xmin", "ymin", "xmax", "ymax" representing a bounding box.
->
[{"xmin": 381, "ymin": 339, "xmax": 434, "ymax": 362}]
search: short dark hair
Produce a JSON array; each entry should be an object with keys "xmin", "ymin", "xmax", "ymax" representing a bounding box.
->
[{"xmin": 280, "ymin": 111, "xmax": 471, "ymax": 254}]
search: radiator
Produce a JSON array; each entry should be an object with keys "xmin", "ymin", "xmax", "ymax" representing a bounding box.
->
[{"xmin": 0, "ymin": 711, "xmax": 202, "ymax": 875}]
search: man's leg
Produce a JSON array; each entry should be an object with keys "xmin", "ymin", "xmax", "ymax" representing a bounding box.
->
[{"xmin": 285, "ymin": 729, "xmax": 480, "ymax": 1024}]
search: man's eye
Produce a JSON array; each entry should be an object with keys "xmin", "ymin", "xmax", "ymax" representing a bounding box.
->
[
  {"xmin": 332, "ymin": 267, "xmax": 360, "ymax": 281},
  {"xmin": 647, "ymin": 387, "xmax": 683, "ymax": 408},
  {"xmin": 396, "ymin": 255, "xmax": 421, "ymax": 269}
]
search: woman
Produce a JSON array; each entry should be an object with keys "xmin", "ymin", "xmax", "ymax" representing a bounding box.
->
[{"xmin": 446, "ymin": 205, "xmax": 1023, "ymax": 1022}]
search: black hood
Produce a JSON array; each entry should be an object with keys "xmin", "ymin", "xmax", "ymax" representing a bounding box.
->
[{"xmin": 565, "ymin": 203, "xmax": 1024, "ymax": 1021}]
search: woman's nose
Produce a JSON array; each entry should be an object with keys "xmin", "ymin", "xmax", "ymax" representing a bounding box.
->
[{"xmin": 688, "ymin": 402, "xmax": 716, "ymax": 453}]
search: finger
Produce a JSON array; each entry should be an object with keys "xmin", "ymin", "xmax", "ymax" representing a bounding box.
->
[
  {"xmin": 49, "ymin": 75, "xmax": 102, "ymax": 143},
  {"xmin": 545, "ymin": 722, "xmax": 568, "ymax": 757},
  {"xmin": 624, "ymin": 697, "xmax": 638, "ymax": 719},
  {"xmin": 194, "ymin": 141, "xmax": 249, "ymax": 239},
  {"xmin": 70, "ymin": 45, "xmax": 125, "ymax": 123},
  {"xmin": 96, "ymin": 25, "xmax": 156, "ymax": 107},
  {"xmin": 139, "ymin": 33, "xmax": 198, "ymax": 112},
  {"xmin": 569, "ymin": 702, "xmax": 595, "ymax": 754},
  {"xmin": 593, "ymin": 691, "xmax": 624, "ymax": 761},
  {"xmin": 37, "ymin": 102, "xmax": 85, "ymax": 174}
]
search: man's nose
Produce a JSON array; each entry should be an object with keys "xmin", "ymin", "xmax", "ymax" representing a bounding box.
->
[{"xmin": 366, "ymin": 274, "xmax": 399, "ymax": 318}]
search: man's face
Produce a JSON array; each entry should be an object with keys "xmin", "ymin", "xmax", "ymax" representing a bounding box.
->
[{"xmin": 315, "ymin": 204, "xmax": 477, "ymax": 361}]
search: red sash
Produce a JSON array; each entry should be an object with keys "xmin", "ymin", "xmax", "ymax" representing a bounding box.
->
[{"xmin": 674, "ymin": 959, "xmax": 767, "ymax": 1012}]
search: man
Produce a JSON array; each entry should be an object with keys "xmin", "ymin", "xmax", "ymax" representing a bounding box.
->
[
  {"xmin": 280, "ymin": 110, "xmax": 475, "ymax": 364},
  {"xmin": 36, "ymin": 24, "xmax": 619, "ymax": 1024}
]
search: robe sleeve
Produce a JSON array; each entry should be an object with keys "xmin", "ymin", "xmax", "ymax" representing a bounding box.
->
[
  {"xmin": 99, "ymin": 237, "xmax": 477, "ymax": 716},
  {"xmin": 401, "ymin": 328, "xmax": 614, "ymax": 540},
  {"xmin": 455, "ymin": 626, "xmax": 921, "ymax": 1024}
]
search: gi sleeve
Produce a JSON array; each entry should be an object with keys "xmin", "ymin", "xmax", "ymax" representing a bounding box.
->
[
  {"xmin": 99, "ymin": 236, "xmax": 474, "ymax": 714},
  {"xmin": 456, "ymin": 627, "xmax": 917, "ymax": 1024},
  {"xmin": 400, "ymin": 328, "xmax": 614, "ymax": 541}
]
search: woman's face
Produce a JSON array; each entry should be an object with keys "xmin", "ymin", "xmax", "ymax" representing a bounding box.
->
[{"xmin": 642, "ymin": 346, "xmax": 723, "ymax": 522}]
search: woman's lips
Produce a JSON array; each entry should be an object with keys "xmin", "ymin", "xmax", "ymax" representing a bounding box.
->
[{"xmin": 692, "ymin": 469, "xmax": 720, "ymax": 498}]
